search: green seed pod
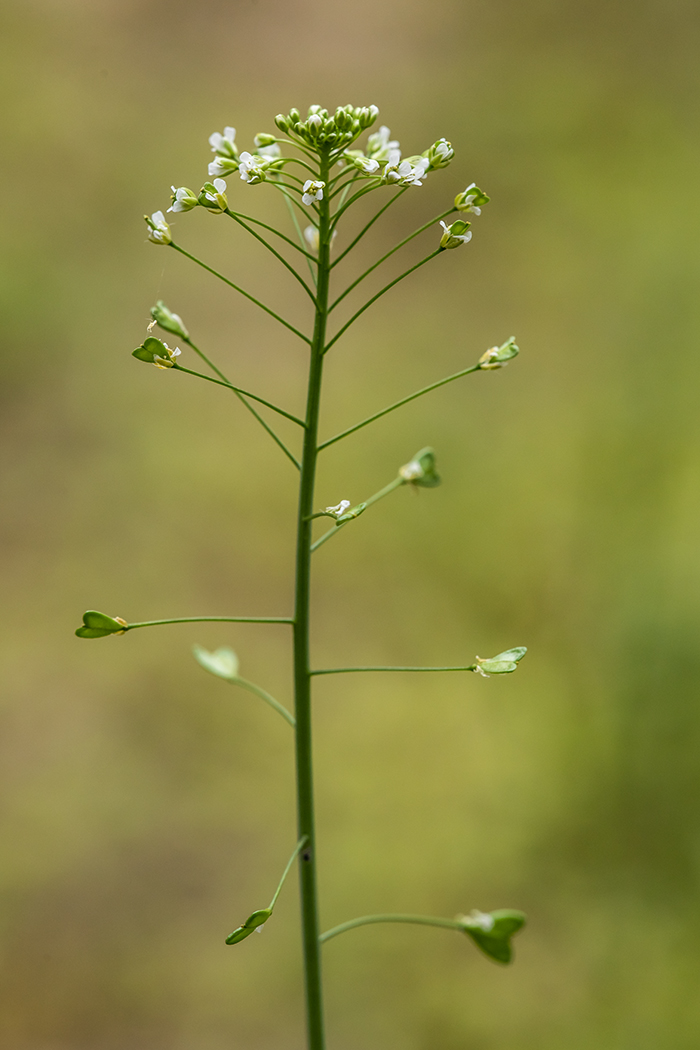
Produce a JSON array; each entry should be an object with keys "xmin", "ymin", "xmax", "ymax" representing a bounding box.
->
[
  {"xmin": 225, "ymin": 908, "xmax": 272, "ymax": 945},
  {"xmin": 75, "ymin": 610, "xmax": 128, "ymax": 639},
  {"xmin": 335, "ymin": 502, "xmax": 367, "ymax": 525},
  {"xmin": 460, "ymin": 909, "xmax": 526, "ymax": 964},
  {"xmin": 399, "ymin": 447, "xmax": 441, "ymax": 488},
  {"xmin": 192, "ymin": 645, "xmax": 240, "ymax": 681}
]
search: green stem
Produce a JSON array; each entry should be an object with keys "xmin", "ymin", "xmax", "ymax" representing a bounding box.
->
[
  {"xmin": 310, "ymin": 476, "xmax": 405, "ymax": 553},
  {"xmin": 320, "ymin": 913, "xmax": 466, "ymax": 944},
  {"xmin": 225, "ymin": 211, "xmax": 317, "ymax": 303},
  {"xmin": 293, "ymin": 152, "xmax": 331, "ymax": 1050},
  {"xmin": 228, "ymin": 208, "xmax": 317, "ymax": 261},
  {"xmin": 124, "ymin": 616, "xmax": 293, "ymax": 631},
  {"xmin": 318, "ymin": 363, "xmax": 480, "ymax": 451},
  {"xmin": 233, "ymin": 676, "xmax": 296, "ymax": 727},
  {"xmin": 323, "ymin": 250, "xmax": 443, "ymax": 354},
  {"xmin": 330, "ymin": 209, "xmax": 454, "ymax": 310},
  {"xmin": 169, "ymin": 242, "xmax": 311, "ymax": 345},
  {"xmin": 329, "ymin": 181, "xmax": 382, "ymax": 224},
  {"xmin": 330, "ymin": 189, "xmax": 407, "ymax": 267},
  {"xmin": 311, "ymin": 665, "xmax": 478, "ymax": 675},
  {"xmin": 174, "ymin": 363, "xmax": 305, "ymax": 426},
  {"xmin": 269, "ymin": 837, "xmax": 309, "ymax": 910}
]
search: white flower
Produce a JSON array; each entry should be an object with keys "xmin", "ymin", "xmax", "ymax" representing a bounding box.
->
[
  {"xmin": 208, "ymin": 156, "xmax": 238, "ymax": 178},
  {"xmin": 238, "ymin": 151, "xmax": 267, "ymax": 185},
  {"xmin": 425, "ymin": 137, "xmax": 454, "ymax": 169},
  {"xmin": 304, "ymin": 226, "xmax": 337, "ymax": 252},
  {"xmin": 168, "ymin": 186, "xmax": 198, "ymax": 213},
  {"xmin": 439, "ymin": 219, "xmax": 472, "ymax": 249},
  {"xmin": 366, "ymin": 125, "xmax": 399, "ymax": 162},
  {"xmin": 304, "ymin": 225, "xmax": 319, "ymax": 251},
  {"xmin": 325, "ymin": 500, "xmax": 351, "ymax": 518},
  {"xmin": 256, "ymin": 143, "xmax": 281, "ymax": 159},
  {"xmin": 146, "ymin": 211, "xmax": 171, "ymax": 245},
  {"xmin": 464, "ymin": 910, "xmax": 495, "ymax": 932},
  {"xmin": 382, "ymin": 155, "xmax": 429, "ymax": 187},
  {"xmin": 201, "ymin": 178, "xmax": 228, "ymax": 211},
  {"xmin": 209, "ymin": 126, "xmax": 238, "ymax": 158},
  {"xmin": 153, "ymin": 341, "xmax": 181, "ymax": 370},
  {"xmin": 302, "ymin": 180, "xmax": 325, "ymax": 205},
  {"xmin": 454, "ymin": 182, "xmax": 484, "ymax": 215},
  {"xmin": 350, "ymin": 155, "xmax": 380, "ymax": 175}
]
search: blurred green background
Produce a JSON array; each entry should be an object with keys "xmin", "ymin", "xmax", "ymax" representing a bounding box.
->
[{"xmin": 2, "ymin": 1, "xmax": 700, "ymax": 1047}]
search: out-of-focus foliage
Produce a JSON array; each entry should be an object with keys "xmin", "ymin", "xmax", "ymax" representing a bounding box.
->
[{"xmin": 1, "ymin": 1, "xmax": 700, "ymax": 1048}]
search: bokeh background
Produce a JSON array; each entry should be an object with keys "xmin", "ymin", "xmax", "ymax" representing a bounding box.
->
[{"xmin": 2, "ymin": 1, "xmax": 700, "ymax": 1047}]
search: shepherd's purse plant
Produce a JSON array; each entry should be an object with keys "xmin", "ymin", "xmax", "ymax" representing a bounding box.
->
[{"xmin": 76, "ymin": 102, "xmax": 527, "ymax": 1050}]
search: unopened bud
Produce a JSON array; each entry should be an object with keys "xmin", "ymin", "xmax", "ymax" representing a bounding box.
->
[
  {"xmin": 254, "ymin": 132, "xmax": 277, "ymax": 147},
  {"xmin": 225, "ymin": 908, "xmax": 272, "ymax": 945},
  {"xmin": 150, "ymin": 300, "xmax": 189, "ymax": 340},
  {"xmin": 274, "ymin": 114, "xmax": 289, "ymax": 132}
]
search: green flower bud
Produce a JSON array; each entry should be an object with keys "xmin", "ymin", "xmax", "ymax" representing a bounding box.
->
[
  {"xmin": 225, "ymin": 908, "xmax": 273, "ymax": 945},
  {"xmin": 398, "ymin": 447, "xmax": 441, "ymax": 488},
  {"xmin": 439, "ymin": 219, "xmax": 471, "ymax": 249},
  {"xmin": 308, "ymin": 104, "xmax": 322, "ymax": 116},
  {"xmin": 75, "ymin": 610, "xmax": 128, "ymax": 639},
  {"xmin": 478, "ymin": 337, "xmax": 519, "ymax": 370},
  {"xmin": 274, "ymin": 114, "xmax": 289, "ymax": 133},
  {"xmin": 288, "ymin": 108, "xmax": 300, "ymax": 123},
  {"xmin": 254, "ymin": 132, "xmax": 277, "ymax": 148},
  {"xmin": 473, "ymin": 646, "xmax": 527, "ymax": 677},
  {"xmin": 193, "ymin": 645, "xmax": 240, "ymax": 681},
  {"xmin": 454, "ymin": 183, "xmax": 490, "ymax": 214},
  {"xmin": 424, "ymin": 137, "xmax": 454, "ymax": 169},
  {"xmin": 150, "ymin": 300, "xmax": 189, "ymax": 340},
  {"xmin": 459, "ymin": 909, "xmax": 526, "ymax": 964}
]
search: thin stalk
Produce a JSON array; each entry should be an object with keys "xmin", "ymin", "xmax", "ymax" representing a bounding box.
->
[
  {"xmin": 330, "ymin": 209, "xmax": 454, "ymax": 310},
  {"xmin": 174, "ymin": 348, "xmax": 301, "ymax": 468},
  {"xmin": 318, "ymin": 363, "xmax": 481, "ymax": 451},
  {"xmin": 292, "ymin": 152, "xmax": 332, "ymax": 1050},
  {"xmin": 124, "ymin": 616, "xmax": 294, "ymax": 631},
  {"xmin": 233, "ymin": 675, "xmax": 296, "ymax": 727},
  {"xmin": 330, "ymin": 189, "xmax": 407, "ymax": 267},
  {"xmin": 174, "ymin": 363, "xmax": 305, "ymax": 426},
  {"xmin": 272, "ymin": 182, "xmax": 318, "ymax": 224},
  {"xmin": 225, "ymin": 211, "xmax": 317, "ymax": 303},
  {"xmin": 279, "ymin": 188, "xmax": 318, "ymax": 286},
  {"xmin": 311, "ymin": 665, "xmax": 478, "ymax": 675},
  {"xmin": 310, "ymin": 476, "xmax": 405, "ymax": 553},
  {"xmin": 269, "ymin": 837, "xmax": 309, "ymax": 909},
  {"xmin": 320, "ymin": 914, "xmax": 466, "ymax": 944},
  {"xmin": 329, "ymin": 181, "xmax": 382, "ymax": 223},
  {"xmin": 323, "ymin": 250, "xmax": 443, "ymax": 354},
  {"xmin": 228, "ymin": 209, "xmax": 317, "ymax": 260},
  {"xmin": 169, "ymin": 242, "xmax": 311, "ymax": 345}
]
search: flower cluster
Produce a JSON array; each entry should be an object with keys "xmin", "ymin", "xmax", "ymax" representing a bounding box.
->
[{"xmin": 275, "ymin": 103, "xmax": 378, "ymax": 151}]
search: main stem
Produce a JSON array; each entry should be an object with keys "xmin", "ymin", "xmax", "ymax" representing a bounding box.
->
[{"xmin": 293, "ymin": 154, "xmax": 331, "ymax": 1050}]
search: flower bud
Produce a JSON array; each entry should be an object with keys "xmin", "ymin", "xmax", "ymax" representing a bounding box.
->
[
  {"xmin": 75, "ymin": 610, "xmax": 128, "ymax": 639},
  {"xmin": 288, "ymin": 108, "xmax": 300, "ymax": 123},
  {"xmin": 168, "ymin": 186, "xmax": 198, "ymax": 213},
  {"xmin": 399, "ymin": 447, "xmax": 441, "ymax": 488},
  {"xmin": 424, "ymin": 137, "xmax": 454, "ymax": 169},
  {"xmin": 274, "ymin": 113, "xmax": 289, "ymax": 132},
  {"xmin": 478, "ymin": 337, "xmax": 519, "ymax": 370},
  {"xmin": 225, "ymin": 908, "xmax": 273, "ymax": 945},
  {"xmin": 254, "ymin": 132, "xmax": 277, "ymax": 147},
  {"xmin": 208, "ymin": 156, "xmax": 239, "ymax": 178},
  {"xmin": 150, "ymin": 300, "xmax": 189, "ymax": 340},
  {"xmin": 308, "ymin": 104, "xmax": 322, "ymax": 116},
  {"xmin": 439, "ymin": 219, "xmax": 471, "ymax": 249},
  {"xmin": 454, "ymin": 183, "xmax": 490, "ymax": 214},
  {"xmin": 144, "ymin": 211, "xmax": 171, "ymax": 245}
]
